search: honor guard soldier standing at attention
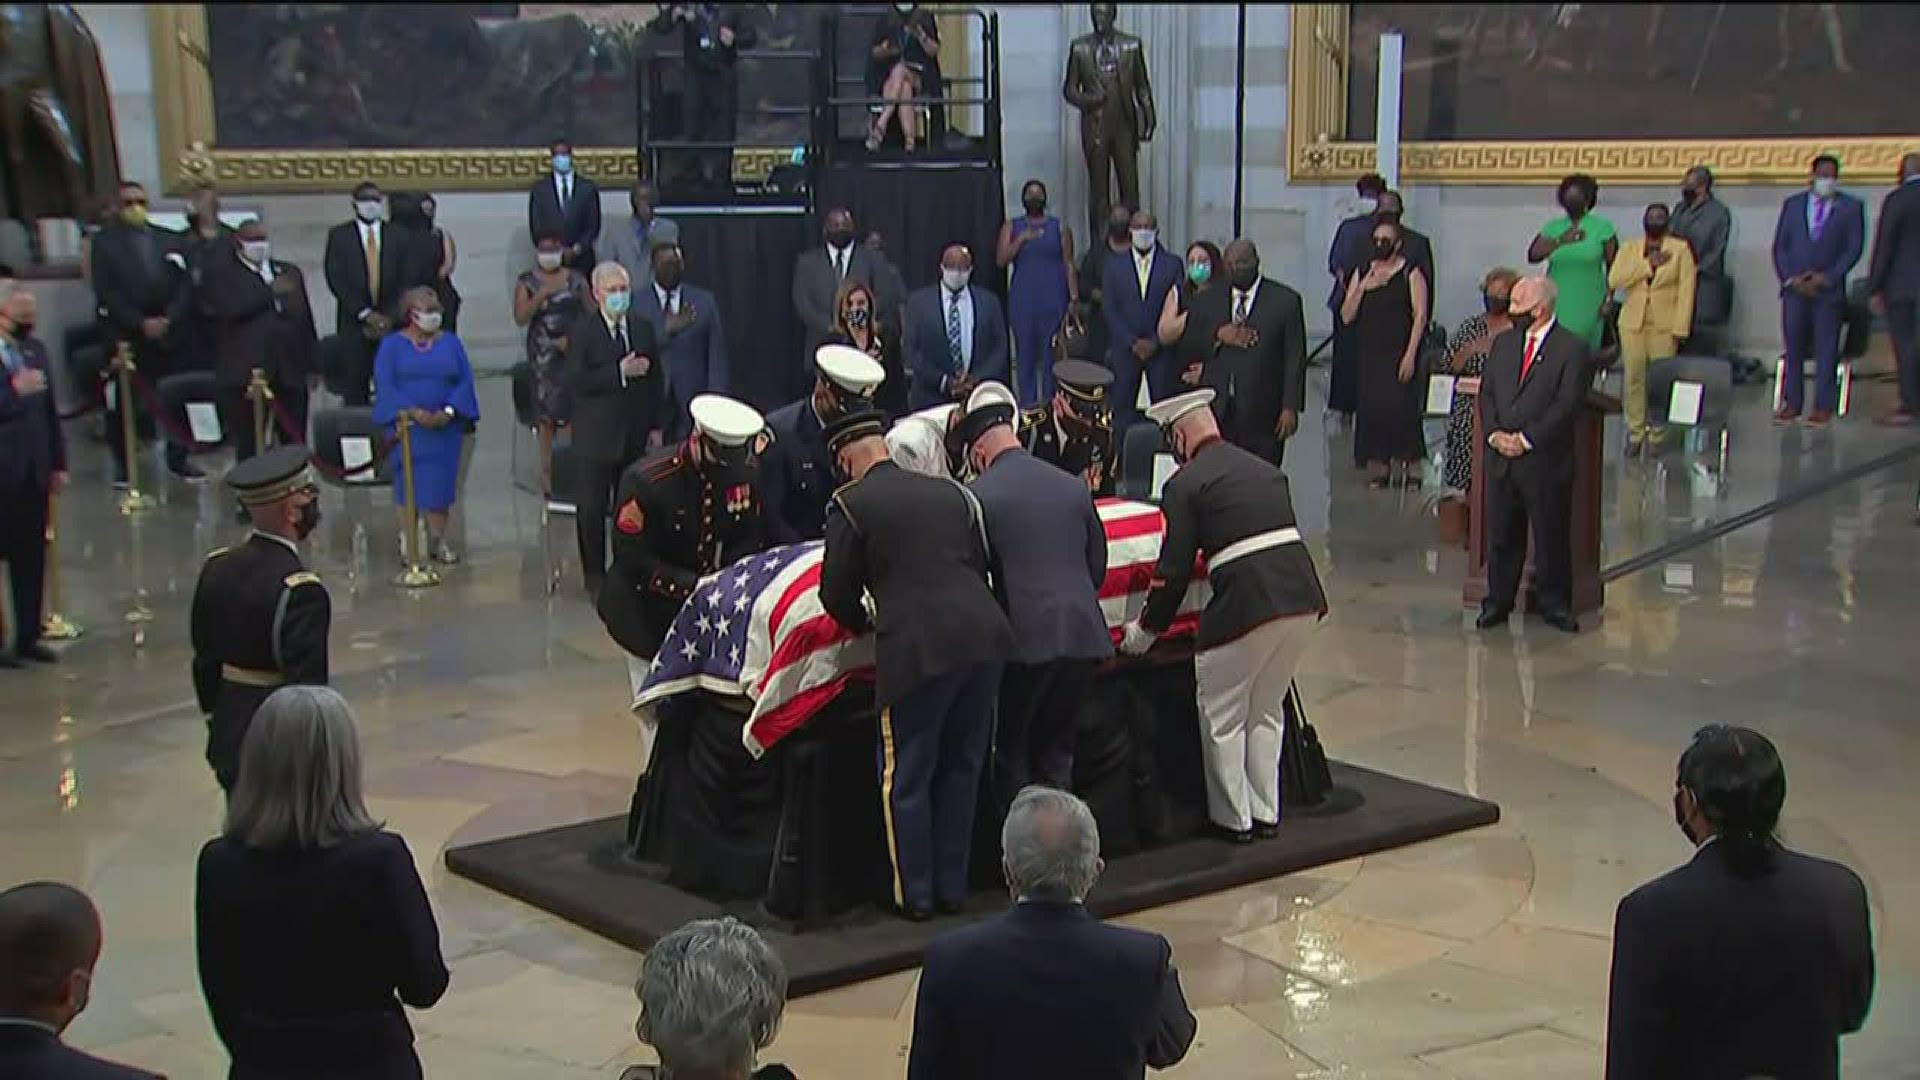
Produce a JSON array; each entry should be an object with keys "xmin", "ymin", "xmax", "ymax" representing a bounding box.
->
[
  {"xmin": 761, "ymin": 344, "xmax": 888, "ymax": 544},
  {"xmin": 598, "ymin": 394, "xmax": 770, "ymax": 820},
  {"xmin": 818, "ymin": 405, "xmax": 1014, "ymax": 921},
  {"xmin": 1118, "ymin": 389, "xmax": 1327, "ymax": 843},
  {"xmin": 190, "ymin": 446, "xmax": 330, "ymax": 792},
  {"xmin": 1020, "ymin": 359, "xmax": 1114, "ymax": 493}
]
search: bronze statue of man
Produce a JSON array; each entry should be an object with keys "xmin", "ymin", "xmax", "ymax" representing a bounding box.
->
[{"xmin": 1062, "ymin": 3, "xmax": 1155, "ymax": 238}]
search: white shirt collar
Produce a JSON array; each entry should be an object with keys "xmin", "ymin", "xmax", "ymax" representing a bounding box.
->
[
  {"xmin": 1233, "ymin": 278, "xmax": 1261, "ymax": 307},
  {"xmin": 359, "ymin": 220, "xmax": 379, "ymax": 240},
  {"xmin": 250, "ymin": 529, "xmax": 300, "ymax": 555},
  {"xmin": 556, "ymin": 172, "xmax": 572, "ymax": 197},
  {"xmin": 604, "ymin": 311, "xmax": 627, "ymax": 335},
  {"xmin": 1528, "ymin": 316, "xmax": 1556, "ymax": 345},
  {"xmin": 828, "ymin": 242, "xmax": 853, "ymax": 265},
  {"xmin": 654, "ymin": 282, "xmax": 677, "ymax": 310},
  {"xmin": 0, "ymin": 1016, "xmax": 60, "ymax": 1035}
]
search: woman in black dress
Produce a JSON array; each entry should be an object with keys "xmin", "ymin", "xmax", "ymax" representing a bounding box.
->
[
  {"xmin": 1340, "ymin": 217, "xmax": 1430, "ymax": 486},
  {"xmin": 867, "ymin": 3, "xmax": 941, "ymax": 152},
  {"xmin": 390, "ymin": 192, "xmax": 461, "ymax": 333},
  {"xmin": 1157, "ymin": 240, "xmax": 1224, "ymax": 384}
]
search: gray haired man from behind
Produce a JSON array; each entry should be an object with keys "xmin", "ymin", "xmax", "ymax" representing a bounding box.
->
[{"xmin": 908, "ymin": 786, "xmax": 1197, "ymax": 1080}]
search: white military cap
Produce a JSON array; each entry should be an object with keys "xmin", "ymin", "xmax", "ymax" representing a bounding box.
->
[
  {"xmin": 957, "ymin": 380, "xmax": 1018, "ymax": 445},
  {"xmin": 814, "ymin": 344, "xmax": 886, "ymax": 396},
  {"xmin": 963, "ymin": 380, "xmax": 1017, "ymax": 416},
  {"xmin": 689, "ymin": 394, "xmax": 766, "ymax": 446},
  {"xmin": 1144, "ymin": 387, "xmax": 1216, "ymax": 429}
]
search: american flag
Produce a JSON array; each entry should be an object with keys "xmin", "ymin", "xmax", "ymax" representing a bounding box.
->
[{"xmin": 636, "ymin": 498, "xmax": 1210, "ymax": 757}]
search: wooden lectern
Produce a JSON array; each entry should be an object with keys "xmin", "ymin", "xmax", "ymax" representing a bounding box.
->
[{"xmin": 1461, "ymin": 384, "xmax": 1618, "ymax": 616}]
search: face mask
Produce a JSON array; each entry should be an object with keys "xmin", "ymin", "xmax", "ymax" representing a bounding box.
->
[
  {"xmin": 655, "ymin": 265, "xmax": 684, "ymax": 291},
  {"xmin": 1680, "ymin": 186, "xmax": 1700, "ymax": 204},
  {"xmin": 1561, "ymin": 195, "xmax": 1587, "ymax": 216},
  {"xmin": 551, "ymin": 153, "xmax": 573, "ymax": 174},
  {"xmin": 701, "ymin": 436, "xmax": 756, "ymax": 485},
  {"xmin": 1023, "ymin": 196, "xmax": 1046, "ymax": 216},
  {"xmin": 1228, "ymin": 264, "xmax": 1259, "ymax": 291},
  {"xmin": 294, "ymin": 498, "xmax": 322, "ymax": 540},
  {"xmin": 1107, "ymin": 220, "xmax": 1129, "ymax": 242},
  {"xmin": 414, "ymin": 311, "xmax": 443, "ymax": 333},
  {"xmin": 354, "ymin": 199, "xmax": 383, "ymax": 223},
  {"xmin": 1509, "ymin": 310, "xmax": 1536, "ymax": 334},
  {"xmin": 1353, "ymin": 196, "xmax": 1378, "ymax": 215},
  {"xmin": 942, "ymin": 267, "xmax": 970, "ymax": 292},
  {"xmin": 1672, "ymin": 790, "xmax": 1697, "ymax": 844},
  {"xmin": 121, "ymin": 204, "xmax": 148, "ymax": 228},
  {"xmin": 1644, "ymin": 220, "xmax": 1667, "ymax": 238},
  {"xmin": 1187, "ymin": 261, "xmax": 1212, "ymax": 285},
  {"xmin": 825, "ymin": 228, "xmax": 854, "ymax": 249},
  {"xmin": 1483, "ymin": 291, "xmax": 1509, "ymax": 315},
  {"xmin": 1375, "ymin": 208, "xmax": 1402, "ymax": 225},
  {"xmin": 1131, "ymin": 229, "xmax": 1157, "ymax": 253},
  {"xmin": 13, "ymin": 318, "xmax": 34, "ymax": 336},
  {"xmin": 241, "ymin": 240, "xmax": 271, "ymax": 264},
  {"xmin": 1812, "ymin": 176, "xmax": 1837, "ymax": 199},
  {"xmin": 536, "ymin": 250, "xmax": 563, "ymax": 270},
  {"xmin": 604, "ymin": 290, "xmax": 632, "ymax": 317},
  {"xmin": 845, "ymin": 307, "xmax": 871, "ymax": 328},
  {"xmin": 1371, "ymin": 238, "xmax": 1397, "ymax": 259}
]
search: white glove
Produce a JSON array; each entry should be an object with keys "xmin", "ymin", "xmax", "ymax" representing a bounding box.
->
[{"xmin": 1119, "ymin": 620, "xmax": 1157, "ymax": 657}]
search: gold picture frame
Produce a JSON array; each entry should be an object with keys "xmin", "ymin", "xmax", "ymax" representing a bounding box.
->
[
  {"xmin": 147, "ymin": 4, "xmax": 640, "ymax": 195},
  {"xmin": 1286, "ymin": 3, "xmax": 1915, "ymax": 186}
]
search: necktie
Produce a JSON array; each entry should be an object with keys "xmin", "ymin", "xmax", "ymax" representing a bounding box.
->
[
  {"xmin": 613, "ymin": 320, "xmax": 629, "ymax": 359},
  {"xmin": 1136, "ymin": 253, "xmax": 1151, "ymax": 298},
  {"xmin": 835, "ymin": 249, "xmax": 847, "ymax": 280},
  {"xmin": 1521, "ymin": 333, "xmax": 1540, "ymax": 379},
  {"xmin": 1232, "ymin": 290, "xmax": 1249, "ymax": 324},
  {"xmin": 1812, "ymin": 197, "xmax": 1829, "ymax": 238},
  {"xmin": 562, "ymin": 176, "xmax": 572, "ymax": 206},
  {"xmin": 364, "ymin": 225, "xmax": 380, "ymax": 300},
  {"xmin": 947, "ymin": 292, "xmax": 965, "ymax": 372},
  {"xmin": 667, "ymin": 290, "xmax": 679, "ymax": 315}
]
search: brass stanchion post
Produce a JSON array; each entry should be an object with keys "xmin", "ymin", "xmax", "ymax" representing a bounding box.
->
[
  {"xmin": 247, "ymin": 366, "xmax": 273, "ymax": 454},
  {"xmin": 393, "ymin": 413, "xmax": 440, "ymax": 589},
  {"xmin": 40, "ymin": 487, "xmax": 81, "ymax": 639},
  {"xmin": 113, "ymin": 343, "xmax": 156, "ymax": 514}
]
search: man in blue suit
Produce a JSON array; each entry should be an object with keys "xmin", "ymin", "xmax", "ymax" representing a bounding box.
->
[
  {"xmin": 1771, "ymin": 154, "xmax": 1865, "ymax": 426},
  {"xmin": 761, "ymin": 344, "xmax": 886, "ymax": 544},
  {"xmin": 633, "ymin": 243, "xmax": 727, "ymax": 441},
  {"xmin": 1102, "ymin": 208, "xmax": 1182, "ymax": 433},
  {"xmin": 958, "ymin": 381, "xmax": 1113, "ymax": 801},
  {"xmin": 905, "ymin": 244, "xmax": 1009, "ymax": 409},
  {"xmin": 908, "ymin": 786, "xmax": 1196, "ymax": 1080},
  {"xmin": 0, "ymin": 283, "xmax": 65, "ymax": 668}
]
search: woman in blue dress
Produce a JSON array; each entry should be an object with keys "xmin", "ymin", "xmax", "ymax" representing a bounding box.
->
[
  {"xmin": 996, "ymin": 178, "xmax": 1078, "ymax": 406},
  {"xmin": 373, "ymin": 286, "xmax": 480, "ymax": 565}
]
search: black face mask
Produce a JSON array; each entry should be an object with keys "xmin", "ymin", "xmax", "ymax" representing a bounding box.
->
[
  {"xmin": 1673, "ymin": 789, "xmax": 1697, "ymax": 844},
  {"xmin": 655, "ymin": 265, "xmax": 684, "ymax": 291},
  {"xmin": 1680, "ymin": 186, "xmax": 1700, "ymax": 204},
  {"xmin": 825, "ymin": 228, "xmax": 855, "ymax": 249},
  {"xmin": 1228, "ymin": 264, "xmax": 1259, "ymax": 290},
  {"xmin": 1644, "ymin": 220, "xmax": 1667, "ymax": 238},
  {"xmin": 845, "ymin": 307, "xmax": 871, "ymax": 328},
  {"xmin": 1483, "ymin": 292, "xmax": 1509, "ymax": 315},
  {"xmin": 294, "ymin": 498, "xmax": 321, "ymax": 540},
  {"xmin": 701, "ymin": 436, "xmax": 756, "ymax": 489},
  {"xmin": 1375, "ymin": 209, "xmax": 1402, "ymax": 226},
  {"xmin": 1107, "ymin": 221, "xmax": 1130, "ymax": 242},
  {"xmin": 1509, "ymin": 310, "xmax": 1536, "ymax": 334},
  {"xmin": 1561, "ymin": 196, "xmax": 1588, "ymax": 216},
  {"xmin": 1372, "ymin": 238, "xmax": 1398, "ymax": 259},
  {"xmin": 1023, "ymin": 196, "xmax": 1046, "ymax": 216}
]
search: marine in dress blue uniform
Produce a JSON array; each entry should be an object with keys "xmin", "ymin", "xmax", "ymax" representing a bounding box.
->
[{"xmin": 761, "ymin": 345, "xmax": 887, "ymax": 544}]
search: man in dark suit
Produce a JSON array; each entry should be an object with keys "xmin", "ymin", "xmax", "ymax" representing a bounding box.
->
[
  {"xmin": 958, "ymin": 382, "xmax": 1113, "ymax": 800},
  {"xmin": 1062, "ymin": 3, "xmax": 1156, "ymax": 238},
  {"xmin": 819, "ymin": 406, "xmax": 1014, "ymax": 920},
  {"xmin": 1771, "ymin": 153, "xmax": 1866, "ymax": 425},
  {"xmin": 908, "ymin": 786, "xmax": 1195, "ymax": 1080},
  {"xmin": 528, "ymin": 139, "xmax": 601, "ymax": 271},
  {"xmin": 1102, "ymin": 208, "xmax": 1182, "ymax": 432},
  {"xmin": 1177, "ymin": 239, "xmax": 1306, "ymax": 467},
  {"xmin": 1373, "ymin": 190, "xmax": 1435, "ymax": 300},
  {"xmin": 0, "ymin": 282, "xmax": 65, "ymax": 668},
  {"xmin": 322, "ymin": 182, "xmax": 412, "ymax": 405},
  {"xmin": 647, "ymin": 4, "xmax": 755, "ymax": 190},
  {"xmin": 1606, "ymin": 725, "xmax": 1874, "ymax": 1080},
  {"xmin": 566, "ymin": 261, "xmax": 662, "ymax": 593},
  {"xmin": 792, "ymin": 207, "xmax": 900, "ymax": 365},
  {"xmin": 905, "ymin": 244, "xmax": 1009, "ymax": 410},
  {"xmin": 0, "ymin": 882, "xmax": 163, "ymax": 1079},
  {"xmin": 1867, "ymin": 152, "xmax": 1920, "ymax": 425},
  {"xmin": 1476, "ymin": 275, "xmax": 1593, "ymax": 634},
  {"xmin": 1326, "ymin": 173, "xmax": 1387, "ymax": 419},
  {"xmin": 631, "ymin": 243, "xmax": 727, "ymax": 441},
  {"xmin": 205, "ymin": 219, "xmax": 318, "ymax": 463},
  {"xmin": 91, "ymin": 180, "xmax": 199, "ymax": 481}
]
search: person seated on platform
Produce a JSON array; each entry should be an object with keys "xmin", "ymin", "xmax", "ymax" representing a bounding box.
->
[
  {"xmin": 1118, "ymin": 389, "xmax": 1327, "ymax": 843},
  {"xmin": 907, "ymin": 786, "xmax": 1196, "ymax": 1080},
  {"xmin": 528, "ymin": 139, "xmax": 600, "ymax": 271},
  {"xmin": 866, "ymin": 1, "xmax": 941, "ymax": 153},
  {"xmin": 513, "ymin": 232, "xmax": 592, "ymax": 498},
  {"xmin": 1608, "ymin": 201, "xmax": 1697, "ymax": 453},
  {"xmin": 372, "ymin": 286, "xmax": 480, "ymax": 565},
  {"xmin": 619, "ymin": 917, "xmax": 796, "ymax": 1080},
  {"xmin": 602, "ymin": 178, "xmax": 680, "ymax": 296},
  {"xmin": 819, "ymin": 404, "xmax": 1014, "ymax": 920},
  {"xmin": 1157, "ymin": 240, "xmax": 1223, "ymax": 359},
  {"xmin": 635, "ymin": 242, "xmax": 728, "ymax": 441},
  {"xmin": 905, "ymin": 244, "xmax": 1009, "ymax": 410},
  {"xmin": 957, "ymin": 381, "xmax": 1112, "ymax": 804},
  {"xmin": 197, "ymin": 686, "xmax": 449, "ymax": 1080},
  {"xmin": 827, "ymin": 279, "xmax": 904, "ymax": 419},
  {"xmin": 0, "ymin": 881, "xmax": 163, "ymax": 1079},
  {"xmin": 1017, "ymin": 359, "xmax": 1114, "ymax": 494},
  {"xmin": 599, "ymin": 395, "xmax": 769, "ymax": 834},
  {"xmin": 1439, "ymin": 267, "xmax": 1520, "ymax": 499},
  {"xmin": 1606, "ymin": 724, "xmax": 1874, "ymax": 1080},
  {"xmin": 762, "ymin": 344, "xmax": 886, "ymax": 544}
]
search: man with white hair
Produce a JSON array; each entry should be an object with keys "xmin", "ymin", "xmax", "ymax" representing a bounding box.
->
[
  {"xmin": 1118, "ymin": 388, "xmax": 1327, "ymax": 843},
  {"xmin": 1475, "ymin": 273, "xmax": 1592, "ymax": 634},
  {"xmin": 621, "ymin": 917, "xmax": 795, "ymax": 1080},
  {"xmin": 567, "ymin": 260, "xmax": 661, "ymax": 593},
  {"xmin": 908, "ymin": 786, "xmax": 1195, "ymax": 1080}
]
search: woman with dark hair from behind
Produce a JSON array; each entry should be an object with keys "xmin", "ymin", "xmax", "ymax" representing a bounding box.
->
[
  {"xmin": 196, "ymin": 686, "xmax": 449, "ymax": 1080},
  {"xmin": 389, "ymin": 192, "xmax": 461, "ymax": 332},
  {"xmin": 1605, "ymin": 724, "xmax": 1874, "ymax": 1080}
]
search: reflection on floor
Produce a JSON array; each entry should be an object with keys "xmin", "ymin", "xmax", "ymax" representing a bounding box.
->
[{"xmin": 6, "ymin": 364, "xmax": 1919, "ymax": 1078}]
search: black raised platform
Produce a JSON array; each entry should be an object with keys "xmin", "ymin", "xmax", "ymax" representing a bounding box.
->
[{"xmin": 445, "ymin": 762, "xmax": 1498, "ymax": 996}]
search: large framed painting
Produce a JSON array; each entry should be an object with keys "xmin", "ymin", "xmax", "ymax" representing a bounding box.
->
[
  {"xmin": 148, "ymin": 3, "xmax": 649, "ymax": 193},
  {"xmin": 1287, "ymin": 3, "xmax": 1919, "ymax": 185}
]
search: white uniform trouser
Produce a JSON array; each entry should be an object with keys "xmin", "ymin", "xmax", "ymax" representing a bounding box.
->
[
  {"xmin": 1191, "ymin": 613, "xmax": 1319, "ymax": 831},
  {"xmin": 624, "ymin": 653, "xmax": 661, "ymax": 774}
]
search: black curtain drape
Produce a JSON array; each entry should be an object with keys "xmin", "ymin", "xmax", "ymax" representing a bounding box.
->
[
  {"xmin": 671, "ymin": 209, "xmax": 814, "ymax": 414},
  {"xmin": 816, "ymin": 162, "xmax": 1008, "ymax": 298}
]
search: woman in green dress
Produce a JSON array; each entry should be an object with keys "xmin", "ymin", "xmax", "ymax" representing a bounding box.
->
[{"xmin": 1527, "ymin": 173, "xmax": 1619, "ymax": 348}]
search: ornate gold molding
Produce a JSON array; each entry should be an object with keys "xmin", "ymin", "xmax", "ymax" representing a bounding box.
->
[
  {"xmin": 146, "ymin": 5, "xmax": 638, "ymax": 195},
  {"xmin": 1286, "ymin": 4, "xmax": 1917, "ymax": 186}
]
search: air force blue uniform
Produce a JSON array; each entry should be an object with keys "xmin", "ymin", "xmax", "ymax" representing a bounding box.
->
[{"xmin": 760, "ymin": 399, "xmax": 836, "ymax": 544}]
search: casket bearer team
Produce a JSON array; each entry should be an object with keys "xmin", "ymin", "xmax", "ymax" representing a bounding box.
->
[
  {"xmin": 1118, "ymin": 389, "xmax": 1327, "ymax": 842},
  {"xmin": 819, "ymin": 405, "xmax": 1015, "ymax": 920},
  {"xmin": 956, "ymin": 380, "xmax": 1113, "ymax": 805},
  {"xmin": 190, "ymin": 446, "xmax": 331, "ymax": 793},
  {"xmin": 1018, "ymin": 359, "xmax": 1116, "ymax": 493},
  {"xmin": 597, "ymin": 394, "xmax": 770, "ymax": 839},
  {"xmin": 761, "ymin": 344, "xmax": 888, "ymax": 544}
]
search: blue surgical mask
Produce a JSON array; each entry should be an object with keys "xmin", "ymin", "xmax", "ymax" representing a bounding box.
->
[
  {"xmin": 552, "ymin": 153, "xmax": 573, "ymax": 175},
  {"xmin": 604, "ymin": 289, "xmax": 631, "ymax": 316}
]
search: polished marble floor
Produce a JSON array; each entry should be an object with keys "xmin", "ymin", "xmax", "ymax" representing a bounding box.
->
[{"xmin": 6, "ymin": 363, "xmax": 1919, "ymax": 1078}]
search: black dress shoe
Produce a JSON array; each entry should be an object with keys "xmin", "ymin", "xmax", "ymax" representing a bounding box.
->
[
  {"xmin": 0, "ymin": 653, "xmax": 22, "ymax": 670},
  {"xmin": 896, "ymin": 905, "xmax": 934, "ymax": 923},
  {"xmin": 1208, "ymin": 823, "xmax": 1254, "ymax": 844},
  {"xmin": 1251, "ymin": 821, "xmax": 1280, "ymax": 840},
  {"xmin": 169, "ymin": 461, "xmax": 208, "ymax": 482},
  {"xmin": 1541, "ymin": 611, "xmax": 1580, "ymax": 633},
  {"xmin": 18, "ymin": 643, "xmax": 58, "ymax": 664},
  {"xmin": 1475, "ymin": 607, "xmax": 1511, "ymax": 630}
]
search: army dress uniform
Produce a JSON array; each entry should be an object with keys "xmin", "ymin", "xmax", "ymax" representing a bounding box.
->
[
  {"xmin": 190, "ymin": 448, "xmax": 331, "ymax": 792},
  {"xmin": 761, "ymin": 345, "xmax": 887, "ymax": 544},
  {"xmin": 1019, "ymin": 360, "xmax": 1114, "ymax": 494}
]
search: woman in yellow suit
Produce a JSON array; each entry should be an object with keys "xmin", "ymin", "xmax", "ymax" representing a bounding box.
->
[{"xmin": 1608, "ymin": 202, "xmax": 1697, "ymax": 451}]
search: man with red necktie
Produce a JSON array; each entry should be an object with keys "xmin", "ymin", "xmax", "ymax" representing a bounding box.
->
[{"xmin": 1476, "ymin": 275, "xmax": 1592, "ymax": 634}]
